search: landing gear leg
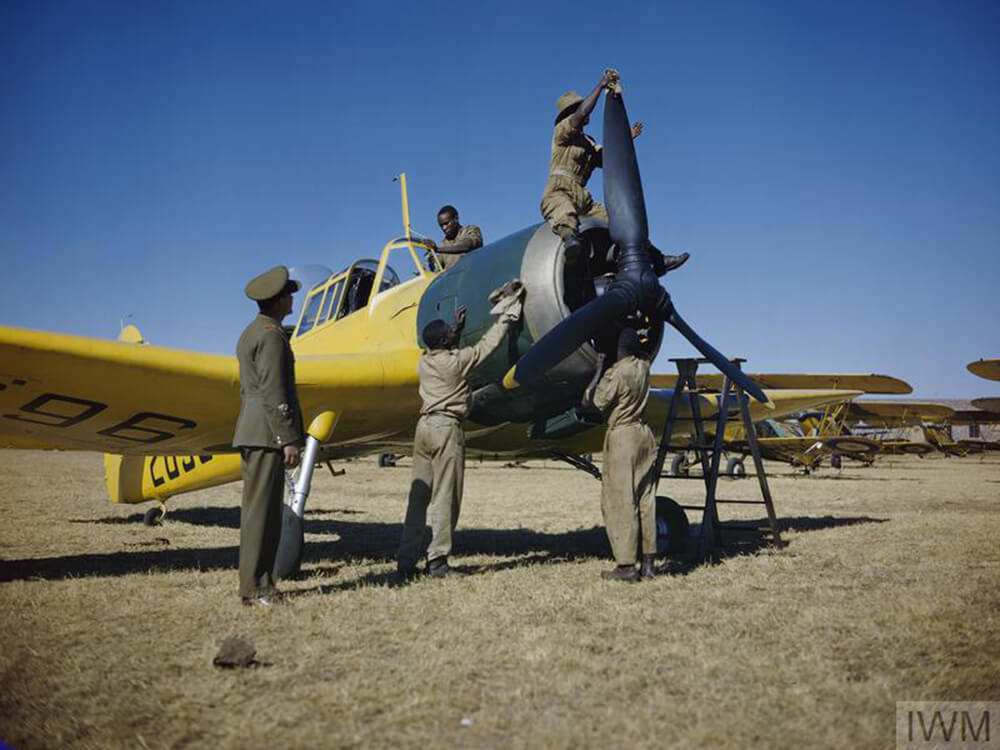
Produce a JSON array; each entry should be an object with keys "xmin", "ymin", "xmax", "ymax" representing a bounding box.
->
[{"xmin": 273, "ymin": 411, "xmax": 338, "ymax": 580}]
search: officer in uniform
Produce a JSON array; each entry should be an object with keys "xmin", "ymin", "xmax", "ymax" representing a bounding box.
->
[
  {"xmin": 584, "ymin": 328, "xmax": 657, "ymax": 582},
  {"xmin": 397, "ymin": 285, "xmax": 523, "ymax": 578},
  {"xmin": 425, "ymin": 204, "xmax": 483, "ymax": 270},
  {"xmin": 233, "ymin": 265, "xmax": 305, "ymax": 605},
  {"xmin": 541, "ymin": 69, "xmax": 689, "ymax": 273}
]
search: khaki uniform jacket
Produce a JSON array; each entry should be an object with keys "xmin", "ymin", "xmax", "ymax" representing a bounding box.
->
[
  {"xmin": 543, "ymin": 117, "xmax": 603, "ymax": 194},
  {"xmin": 592, "ymin": 356, "xmax": 650, "ymax": 428},
  {"xmin": 233, "ymin": 315, "xmax": 305, "ymax": 449},
  {"xmin": 436, "ymin": 224, "xmax": 484, "ymax": 270},
  {"xmin": 418, "ymin": 318, "xmax": 509, "ymax": 420}
]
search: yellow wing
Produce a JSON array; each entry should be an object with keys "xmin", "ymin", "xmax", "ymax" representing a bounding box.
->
[
  {"xmin": 0, "ymin": 325, "xmax": 412, "ymax": 456},
  {"xmin": 967, "ymin": 358, "xmax": 1000, "ymax": 382},
  {"xmin": 844, "ymin": 400, "xmax": 954, "ymax": 426},
  {"xmin": 648, "ymin": 372, "xmax": 911, "ymax": 394}
]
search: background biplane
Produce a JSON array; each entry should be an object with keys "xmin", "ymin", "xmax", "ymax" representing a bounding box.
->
[
  {"xmin": 0, "ymin": 88, "xmax": 865, "ymax": 573},
  {"xmin": 654, "ymin": 375, "xmax": 910, "ymax": 475}
]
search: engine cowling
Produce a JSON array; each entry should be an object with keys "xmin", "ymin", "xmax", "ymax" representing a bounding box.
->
[{"xmin": 415, "ymin": 219, "xmax": 664, "ymax": 426}]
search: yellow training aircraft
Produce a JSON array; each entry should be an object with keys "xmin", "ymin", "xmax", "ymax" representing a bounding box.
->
[
  {"xmin": 0, "ymin": 90, "xmax": 861, "ymax": 573},
  {"xmin": 658, "ymin": 375, "xmax": 909, "ymax": 476}
]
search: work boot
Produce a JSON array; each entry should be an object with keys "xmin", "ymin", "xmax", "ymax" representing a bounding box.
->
[
  {"xmin": 640, "ymin": 555, "xmax": 657, "ymax": 579},
  {"xmin": 560, "ymin": 230, "xmax": 583, "ymax": 262},
  {"xmin": 396, "ymin": 562, "xmax": 420, "ymax": 583},
  {"xmin": 427, "ymin": 557, "xmax": 450, "ymax": 578},
  {"xmin": 662, "ymin": 252, "xmax": 690, "ymax": 273},
  {"xmin": 600, "ymin": 565, "xmax": 639, "ymax": 582}
]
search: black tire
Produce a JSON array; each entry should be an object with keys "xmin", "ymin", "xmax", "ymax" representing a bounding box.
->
[
  {"xmin": 725, "ymin": 457, "xmax": 746, "ymax": 478},
  {"xmin": 273, "ymin": 503, "xmax": 304, "ymax": 580},
  {"xmin": 143, "ymin": 506, "xmax": 164, "ymax": 527},
  {"xmin": 830, "ymin": 454, "xmax": 842, "ymax": 470},
  {"xmin": 655, "ymin": 496, "xmax": 689, "ymax": 556},
  {"xmin": 670, "ymin": 453, "xmax": 688, "ymax": 477}
]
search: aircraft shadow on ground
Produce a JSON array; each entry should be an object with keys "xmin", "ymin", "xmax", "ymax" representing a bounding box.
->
[{"xmin": 2, "ymin": 510, "xmax": 886, "ymax": 585}]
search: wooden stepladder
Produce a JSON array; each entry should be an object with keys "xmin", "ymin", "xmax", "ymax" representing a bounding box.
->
[{"xmin": 651, "ymin": 358, "xmax": 782, "ymax": 560}]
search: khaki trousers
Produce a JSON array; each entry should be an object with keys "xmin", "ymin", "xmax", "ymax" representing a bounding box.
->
[
  {"xmin": 601, "ymin": 422, "xmax": 657, "ymax": 565},
  {"xmin": 397, "ymin": 414, "xmax": 465, "ymax": 569},
  {"xmin": 239, "ymin": 447, "xmax": 284, "ymax": 598},
  {"xmin": 540, "ymin": 177, "xmax": 609, "ymax": 237}
]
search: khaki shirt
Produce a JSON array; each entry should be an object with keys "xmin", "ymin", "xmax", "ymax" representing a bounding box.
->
[
  {"xmin": 233, "ymin": 314, "xmax": 305, "ymax": 449},
  {"xmin": 593, "ymin": 356, "xmax": 651, "ymax": 429},
  {"xmin": 418, "ymin": 318, "xmax": 509, "ymax": 420},
  {"xmin": 437, "ymin": 224, "xmax": 484, "ymax": 270},
  {"xmin": 547, "ymin": 117, "xmax": 603, "ymax": 187}
]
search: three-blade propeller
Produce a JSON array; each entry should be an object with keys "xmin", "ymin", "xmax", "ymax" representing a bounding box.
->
[{"xmin": 508, "ymin": 88, "xmax": 771, "ymax": 406}]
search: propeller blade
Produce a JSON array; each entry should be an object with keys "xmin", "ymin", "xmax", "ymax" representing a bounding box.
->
[
  {"xmin": 603, "ymin": 90, "xmax": 648, "ymax": 252},
  {"xmin": 666, "ymin": 308, "xmax": 773, "ymax": 407},
  {"xmin": 505, "ymin": 288, "xmax": 633, "ymax": 388}
]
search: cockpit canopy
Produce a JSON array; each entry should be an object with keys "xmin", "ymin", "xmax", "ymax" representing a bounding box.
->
[{"xmin": 290, "ymin": 237, "xmax": 437, "ymax": 340}]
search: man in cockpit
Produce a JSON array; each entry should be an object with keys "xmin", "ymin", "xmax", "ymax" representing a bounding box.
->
[{"xmin": 424, "ymin": 205, "xmax": 483, "ymax": 270}]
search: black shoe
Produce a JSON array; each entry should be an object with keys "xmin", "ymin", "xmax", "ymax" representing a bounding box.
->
[
  {"xmin": 601, "ymin": 565, "xmax": 639, "ymax": 582},
  {"xmin": 662, "ymin": 252, "xmax": 690, "ymax": 273},
  {"xmin": 427, "ymin": 557, "xmax": 450, "ymax": 578},
  {"xmin": 561, "ymin": 232, "xmax": 583, "ymax": 261},
  {"xmin": 640, "ymin": 555, "xmax": 657, "ymax": 579},
  {"xmin": 396, "ymin": 563, "xmax": 420, "ymax": 582}
]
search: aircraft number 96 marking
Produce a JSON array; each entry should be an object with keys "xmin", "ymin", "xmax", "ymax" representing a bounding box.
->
[{"xmin": 3, "ymin": 392, "xmax": 197, "ymax": 444}]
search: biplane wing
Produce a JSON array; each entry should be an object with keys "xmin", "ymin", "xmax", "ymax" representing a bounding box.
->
[
  {"xmin": 967, "ymin": 358, "xmax": 1000, "ymax": 382},
  {"xmin": 843, "ymin": 401, "xmax": 955, "ymax": 427},
  {"xmin": 971, "ymin": 398, "xmax": 1000, "ymax": 412},
  {"xmin": 648, "ymin": 372, "xmax": 911, "ymax": 394}
]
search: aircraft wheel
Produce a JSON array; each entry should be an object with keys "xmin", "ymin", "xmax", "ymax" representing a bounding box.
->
[
  {"xmin": 273, "ymin": 503, "xmax": 304, "ymax": 580},
  {"xmin": 655, "ymin": 496, "xmax": 689, "ymax": 555},
  {"xmin": 725, "ymin": 457, "xmax": 746, "ymax": 478},
  {"xmin": 378, "ymin": 453, "xmax": 397, "ymax": 468},
  {"xmin": 143, "ymin": 505, "xmax": 165, "ymax": 527},
  {"xmin": 670, "ymin": 453, "xmax": 689, "ymax": 477},
  {"xmin": 830, "ymin": 454, "xmax": 842, "ymax": 470}
]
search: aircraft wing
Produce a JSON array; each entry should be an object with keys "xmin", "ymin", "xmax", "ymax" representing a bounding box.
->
[
  {"xmin": 967, "ymin": 359, "xmax": 1000, "ymax": 382},
  {"xmin": 648, "ymin": 372, "xmax": 911, "ymax": 394},
  {"xmin": 949, "ymin": 409, "xmax": 1000, "ymax": 425},
  {"xmin": 0, "ymin": 325, "xmax": 404, "ymax": 456},
  {"xmin": 972, "ymin": 397, "xmax": 1000, "ymax": 412},
  {"xmin": 844, "ymin": 400, "xmax": 955, "ymax": 426}
]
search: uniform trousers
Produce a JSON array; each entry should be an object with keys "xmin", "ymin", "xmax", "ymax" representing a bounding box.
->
[
  {"xmin": 397, "ymin": 413, "xmax": 465, "ymax": 570},
  {"xmin": 540, "ymin": 176, "xmax": 609, "ymax": 238},
  {"xmin": 601, "ymin": 422, "xmax": 657, "ymax": 565},
  {"xmin": 239, "ymin": 447, "xmax": 284, "ymax": 598}
]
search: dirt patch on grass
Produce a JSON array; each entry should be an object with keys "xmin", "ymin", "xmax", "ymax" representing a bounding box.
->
[{"xmin": 1, "ymin": 450, "xmax": 998, "ymax": 748}]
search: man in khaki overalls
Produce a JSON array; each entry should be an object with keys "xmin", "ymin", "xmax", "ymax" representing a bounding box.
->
[
  {"xmin": 584, "ymin": 328, "xmax": 657, "ymax": 582},
  {"xmin": 541, "ymin": 69, "xmax": 689, "ymax": 273},
  {"xmin": 233, "ymin": 266, "xmax": 305, "ymax": 605},
  {"xmin": 425, "ymin": 204, "xmax": 484, "ymax": 271},
  {"xmin": 397, "ymin": 286, "xmax": 523, "ymax": 578}
]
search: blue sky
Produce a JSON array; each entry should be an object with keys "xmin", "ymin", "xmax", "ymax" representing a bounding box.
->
[{"xmin": 2, "ymin": 0, "xmax": 997, "ymax": 398}]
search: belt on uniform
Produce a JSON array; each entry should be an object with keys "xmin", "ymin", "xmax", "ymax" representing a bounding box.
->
[
  {"xmin": 420, "ymin": 411, "xmax": 462, "ymax": 423},
  {"xmin": 549, "ymin": 167, "xmax": 584, "ymax": 184}
]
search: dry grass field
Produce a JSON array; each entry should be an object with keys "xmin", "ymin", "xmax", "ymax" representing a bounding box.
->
[{"xmin": 1, "ymin": 449, "xmax": 998, "ymax": 749}]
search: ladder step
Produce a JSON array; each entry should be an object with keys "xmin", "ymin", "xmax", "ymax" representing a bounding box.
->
[{"xmin": 714, "ymin": 498, "xmax": 769, "ymax": 505}]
